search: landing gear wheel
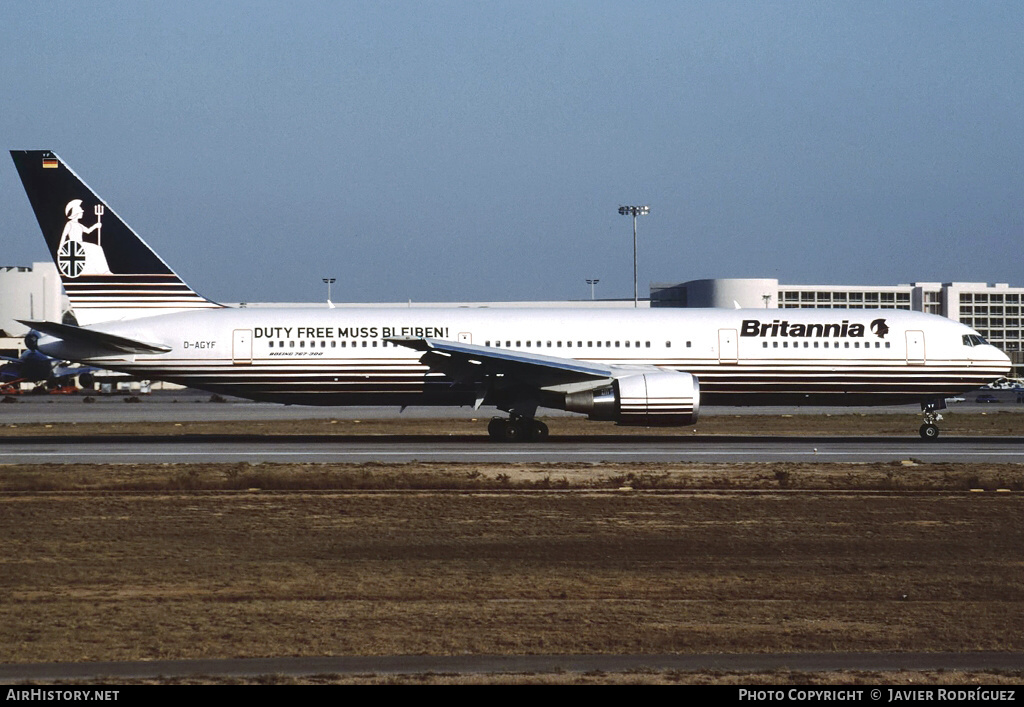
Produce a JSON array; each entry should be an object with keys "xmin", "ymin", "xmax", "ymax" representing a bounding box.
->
[
  {"xmin": 487, "ymin": 417, "xmax": 504, "ymax": 439},
  {"xmin": 919, "ymin": 423, "xmax": 939, "ymax": 441},
  {"xmin": 526, "ymin": 419, "xmax": 549, "ymax": 442},
  {"xmin": 488, "ymin": 417, "xmax": 525, "ymax": 442}
]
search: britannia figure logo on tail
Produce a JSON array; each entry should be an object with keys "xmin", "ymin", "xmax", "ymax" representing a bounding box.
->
[{"xmin": 58, "ymin": 199, "xmax": 110, "ymax": 277}]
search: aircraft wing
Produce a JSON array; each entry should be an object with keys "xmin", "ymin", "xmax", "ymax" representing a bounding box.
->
[{"xmin": 389, "ymin": 337, "xmax": 621, "ymax": 389}]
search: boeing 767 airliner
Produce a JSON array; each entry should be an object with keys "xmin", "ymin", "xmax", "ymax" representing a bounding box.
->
[{"xmin": 10, "ymin": 150, "xmax": 1010, "ymax": 440}]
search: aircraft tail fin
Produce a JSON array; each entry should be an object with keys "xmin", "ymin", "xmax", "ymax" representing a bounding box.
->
[{"xmin": 10, "ymin": 150, "xmax": 221, "ymax": 325}]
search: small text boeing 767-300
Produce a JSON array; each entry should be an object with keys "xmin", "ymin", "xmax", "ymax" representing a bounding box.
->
[{"xmin": 10, "ymin": 150, "xmax": 1010, "ymax": 440}]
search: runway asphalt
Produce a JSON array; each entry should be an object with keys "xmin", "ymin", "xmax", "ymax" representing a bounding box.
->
[{"xmin": 3, "ymin": 432, "xmax": 1024, "ymax": 464}]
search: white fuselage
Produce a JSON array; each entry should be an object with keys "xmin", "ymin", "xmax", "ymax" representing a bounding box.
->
[{"xmin": 37, "ymin": 306, "xmax": 1010, "ymax": 409}]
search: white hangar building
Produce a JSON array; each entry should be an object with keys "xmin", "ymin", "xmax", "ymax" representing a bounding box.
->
[{"xmin": 0, "ymin": 262, "xmax": 64, "ymax": 358}]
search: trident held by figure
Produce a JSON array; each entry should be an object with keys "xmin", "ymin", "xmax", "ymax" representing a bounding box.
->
[{"xmin": 94, "ymin": 204, "xmax": 104, "ymax": 246}]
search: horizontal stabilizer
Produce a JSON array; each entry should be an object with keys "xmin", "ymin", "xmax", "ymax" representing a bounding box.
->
[{"xmin": 19, "ymin": 320, "xmax": 171, "ymax": 355}]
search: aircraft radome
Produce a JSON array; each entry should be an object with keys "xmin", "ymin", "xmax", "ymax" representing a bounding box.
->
[{"xmin": 10, "ymin": 150, "xmax": 1011, "ymax": 441}]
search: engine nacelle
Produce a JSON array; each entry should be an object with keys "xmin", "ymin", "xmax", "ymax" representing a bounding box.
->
[{"xmin": 564, "ymin": 371, "xmax": 700, "ymax": 426}]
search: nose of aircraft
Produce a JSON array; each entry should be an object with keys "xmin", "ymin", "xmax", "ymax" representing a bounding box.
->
[{"xmin": 985, "ymin": 344, "xmax": 1013, "ymax": 376}]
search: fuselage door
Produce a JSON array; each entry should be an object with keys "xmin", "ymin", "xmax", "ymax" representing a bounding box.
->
[
  {"xmin": 905, "ymin": 330, "xmax": 925, "ymax": 365},
  {"xmin": 718, "ymin": 328, "xmax": 738, "ymax": 364},
  {"xmin": 232, "ymin": 329, "xmax": 253, "ymax": 365}
]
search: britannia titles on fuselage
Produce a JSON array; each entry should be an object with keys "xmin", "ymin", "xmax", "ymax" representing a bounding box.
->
[{"xmin": 741, "ymin": 319, "xmax": 869, "ymax": 338}]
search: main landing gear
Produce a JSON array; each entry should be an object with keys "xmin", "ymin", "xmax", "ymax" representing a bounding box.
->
[
  {"xmin": 487, "ymin": 415, "xmax": 549, "ymax": 442},
  {"xmin": 919, "ymin": 401, "xmax": 944, "ymax": 441}
]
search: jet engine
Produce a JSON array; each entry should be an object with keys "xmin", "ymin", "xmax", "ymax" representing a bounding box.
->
[{"xmin": 563, "ymin": 371, "xmax": 700, "ymax": 426}]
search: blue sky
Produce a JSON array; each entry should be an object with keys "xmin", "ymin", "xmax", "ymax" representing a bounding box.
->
[{"xmin": 2, "ymin": 1, "xmax": 1022, "ymax": 303}]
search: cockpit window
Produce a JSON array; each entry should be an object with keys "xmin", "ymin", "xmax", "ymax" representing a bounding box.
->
[{"xmin": 963, "ymin": 334, "xmax": 989, "ymax": 347}]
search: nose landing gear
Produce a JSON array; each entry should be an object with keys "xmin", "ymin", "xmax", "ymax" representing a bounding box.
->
[{"xmin": 919, "ymin": 400, "xmax": 944, "ymax": 441}]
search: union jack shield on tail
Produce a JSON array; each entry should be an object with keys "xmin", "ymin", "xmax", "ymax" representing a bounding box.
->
[{"xmin": 57, "ymin": 240, "xmax": 87, "ymax": 278}]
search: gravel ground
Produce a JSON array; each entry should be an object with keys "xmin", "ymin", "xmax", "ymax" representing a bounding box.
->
[{"xmin": 1, "ymin": 461, "xmax": 1021, "ymax": 685}]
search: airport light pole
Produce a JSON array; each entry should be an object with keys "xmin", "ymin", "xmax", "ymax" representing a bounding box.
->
[
  {"xmin": 618, "ymin": 205, "xmax": 649, "ymax": 308},
  {"xmin": 323, "ymin": 277, "xmax": 336, "ymax": 303},
  {"xmin": 586, "ymin": 278, "xmax": 600, "ymax": 300}
]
